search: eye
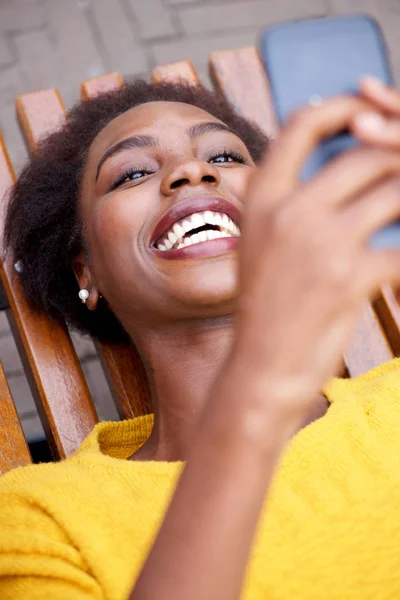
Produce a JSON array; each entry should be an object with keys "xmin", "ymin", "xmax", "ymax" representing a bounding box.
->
[
  {"xmin": 207, "ymin": 150, "xmax": 246, "ymax": 165},
  {"xmin": 110, "ymin": 167, "xmax": 154, "ymax": 191}
]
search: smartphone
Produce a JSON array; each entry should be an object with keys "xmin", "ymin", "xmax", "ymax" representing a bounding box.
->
[{"xmin": 259, "ymin": 14, "xmax": 398, "ymax": 247}]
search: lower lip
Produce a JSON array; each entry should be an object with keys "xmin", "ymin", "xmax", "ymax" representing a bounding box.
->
[{"xmin": 151, "ymin": 236, "xmax": 239, "ymax": 260}]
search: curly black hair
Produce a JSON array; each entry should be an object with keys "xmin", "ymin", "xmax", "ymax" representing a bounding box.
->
[{"xmin": 3, "ymin": 78, "xmax": 269, "ymax": 343}]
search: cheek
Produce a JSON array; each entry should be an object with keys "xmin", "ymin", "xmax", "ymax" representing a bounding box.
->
[
  {"xmin": 87, "ymin": 189, "xmax": 154, "ymax": 277},
  {"xmin": 221, "ymin": 167, "xmax": 256, "ymax": 202},
  {"xmin": 94, "ymin": 190, "xmax": 150, "ymax": 243}
]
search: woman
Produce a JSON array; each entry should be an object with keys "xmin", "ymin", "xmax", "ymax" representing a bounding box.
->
[{"xmin": 1, "ymin": 75, "xmax": 400, "ymax": 600}]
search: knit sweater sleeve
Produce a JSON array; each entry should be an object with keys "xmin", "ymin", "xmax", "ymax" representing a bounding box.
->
[{"xmin": 0, "ymin": 471, "xmax": 104, "ymax": 600}]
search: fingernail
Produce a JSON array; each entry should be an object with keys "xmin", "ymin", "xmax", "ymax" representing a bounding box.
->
[
  {"xmin": 353, "ymin": 112, "xmax": 387, "ymax": 132},
  {"xmin": 360, "ymin": 75, "xmax": 385, "ymax": 90}
]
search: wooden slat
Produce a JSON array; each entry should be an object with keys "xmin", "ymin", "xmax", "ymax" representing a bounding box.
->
[
  {"xmin": 1, "ymin": 122, "xmax": 98, "ymax": 461},
  {"xmin": 0, "ymin": 362, "xmax": 32, "ymax": 475},
  {"xmin": 16, "ymin": 89, "xmax": 65, "ymax": 150},
  {"xmin": 0, "ymin": 132, "xmax": 14, "ymax": 246},
  {"xmin": 374, "ymin": 284, "xmax": 400, "ymax": 356},
  {"xmin": 95, "ymin": 340, "xmax": 151, "ymax": 419},
  {"xmin": 210, "ymin": 47, "xmax": 278, "ymax": 137},
  {"xmin": 152, "ymin": 60, "xmax": 198, "ymax": 85},
  {"xmin": 80, "ymin": 74, "xmax": 152, "ymax": 418},
  {"xmin": 81, "ymin": 72, "xmax": 124, "ymax": 100},
  {"xmin": 209, "ymin": 46, "xmax": 394, "ymax": 376},
  {"xmin": 344, "ymin": 303, "xmax": 392, "ymax": 377},
  {"xmin": 16, "ymin": 89, "xmax": 67, "ymax": 152}
]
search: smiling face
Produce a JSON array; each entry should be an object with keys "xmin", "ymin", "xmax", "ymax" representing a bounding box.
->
[{"xmin": 77, "ymin": 100, "xmax": 256, "ymax": 334}]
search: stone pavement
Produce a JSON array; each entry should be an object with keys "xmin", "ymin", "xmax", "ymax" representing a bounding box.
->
[{"xmin": 1, "ymin": 0, "xmax": 400, "ymax": 442}]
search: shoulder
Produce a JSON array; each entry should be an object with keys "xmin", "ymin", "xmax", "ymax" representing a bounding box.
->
[
  {"xmin": 0, "ymin": 462, "xmax": 104, "ymax": 599},
  {"xmin": 0, "ymin": 460, "xmax": 82, "ymax": 543},
  {"xmin": 324, "ymin": 358, "xmax": 400, "ymax": 448}
]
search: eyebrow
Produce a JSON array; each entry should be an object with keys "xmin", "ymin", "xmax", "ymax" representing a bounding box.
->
[{"xmin": 95, "ymin": 121, "xmax": 234, "ymax": 181}]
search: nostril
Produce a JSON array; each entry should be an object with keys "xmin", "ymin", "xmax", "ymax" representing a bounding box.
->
[
  {"xmin": 202, "ymin": 175, "xmax": 216, "ymax": 183},
  {"xmin": 170, "ymin": 178, "xmax": 190, "ymax": 190}
]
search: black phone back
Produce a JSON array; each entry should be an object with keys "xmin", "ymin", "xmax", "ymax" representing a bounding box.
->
[{"xmin": 260, "ymin": 15, "xmax": 398, "ymax": 246}]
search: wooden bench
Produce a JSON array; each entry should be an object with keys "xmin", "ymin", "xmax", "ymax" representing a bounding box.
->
[{"xmin": 1, "ymin": 48, "xmax": 400, "ymax": 475}]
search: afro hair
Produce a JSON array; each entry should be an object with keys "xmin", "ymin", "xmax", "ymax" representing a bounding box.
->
[{"xmin": 3, "ymin": 78, "xmax": 269, "ymax": 343}]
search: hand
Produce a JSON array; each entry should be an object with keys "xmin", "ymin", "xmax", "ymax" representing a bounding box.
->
[
  {"xmin": 355, "ymin": 77, "xmax": 400, "ymax": 310},
  {"xmin": 232, "ymin": 93, "xmax": 400, "ymax": 433},
  {"xmin": 353, "ymin": 76, "xmax": 400, "ymax": 148}
]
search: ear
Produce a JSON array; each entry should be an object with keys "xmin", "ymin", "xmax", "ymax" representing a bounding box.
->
[{"xmin": 72, "ymin": 250, "xmax": 101, "ymax": 311}]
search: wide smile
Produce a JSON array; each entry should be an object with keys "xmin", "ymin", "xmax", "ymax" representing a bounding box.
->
[
  {"xmin": 150, "ymin": 196, "xmax": 241, "ymax": 260},
  {"xmin": 155, "ymin": 210, "xmax": 239, "ymax": 250}
]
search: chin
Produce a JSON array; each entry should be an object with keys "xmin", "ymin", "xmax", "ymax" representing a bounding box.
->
[{"xmin": 174, "ymin": 270, "xmax": 238, "ymax": 312}]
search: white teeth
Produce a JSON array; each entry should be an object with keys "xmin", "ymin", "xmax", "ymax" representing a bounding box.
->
[
  {"xmin": 155, "ymin": 210, "xmax": 241, "ymax": 250},
  {"xmin": 204, "ymin": 210, "xmax": 214, "ymax": 224},
  {"xmin": 164, "ymin": 238, "xmax": 173, "ymax": 250},
  {"xmin": 221, "ymin": 214, "xmax": 230, "ymax": 228},
  {"xmin": 181, "ymin": 219, "xmax": 192, "ymax": 235},
  {"xmin": 214, "ymin": 213, "xmax": 224, "ymax": 228},
  {"xmin": 173, "ymin": 228, "xmax": 233, "ymax": 250},
  {"xmin": 173, "ymin": 223, "xmax": 184, "ymax": 239},
  {"xmin": 191, "ymin": 232, "xmax": 201, "ymax": 245},
  {"xmin": 168, "ymin": 231, "xmax": 178, "ymax": 245},
  {"xmin": 190, "ymin": 213, "xmax": 206, "ymax": 229}
]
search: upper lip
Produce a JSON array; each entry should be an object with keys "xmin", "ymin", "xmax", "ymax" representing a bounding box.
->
[{"xmin": 150, "ymin": 196, "xmax": 242, "ymax": 246}]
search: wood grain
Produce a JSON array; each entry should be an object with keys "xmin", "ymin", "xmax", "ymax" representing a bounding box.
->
[
  {"xmin": 81, "ymin": 73, "xmax": 124, "ymax": 100},
  {"xmin": 152, "ymin": 60, "xmax": 198, "ymax": 84},
  {"xmin": 374, "ymin": 284, "xmax": 400, "ymax": 357},
  {"xmin": 0, "ymin": 138, "xmax": 31, "ymax": 474},
  {"xmin": 343, "ymin": 303, "xmax": 393, "ymax": 377},
  {"xmin": 0, "ymin": 362, "xmax": 32, "ymax": 474},
  {"xmin": 208, "ymin": 46, "xmax": 394, "ymax": 376},
  {"xmin": 2, "ymin": 104, "xmax": 98, "ymax": 461},
  {"xmin": 210, "ymin": 47, "xmax": 278, "ymax": 138},
  {"xmin": 16, "ymin": 89, "xmax": 65, "ymax": 151}
]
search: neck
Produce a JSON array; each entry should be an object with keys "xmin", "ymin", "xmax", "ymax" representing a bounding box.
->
[
  {"xmin": 128, "ymin": 315, "xmax": 329, "ymax": 462},
  {"xmin": 130, "ymin": 315, "xmax": 236, "ymax": 461}
]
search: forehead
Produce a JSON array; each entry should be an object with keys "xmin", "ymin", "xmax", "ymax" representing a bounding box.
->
[{"xmin": 89, "ymin": 101, "xmax": 225, "ymax": 160}]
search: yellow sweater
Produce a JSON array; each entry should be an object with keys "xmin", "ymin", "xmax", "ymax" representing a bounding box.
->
[{"xmin": 1, "ymin": 360, "xmax": 400, "ymax": 600}]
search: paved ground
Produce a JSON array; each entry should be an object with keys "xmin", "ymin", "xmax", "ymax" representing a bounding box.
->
[{"xmin": 1, "ymin": 0, "xmax": 400, "ymax": 442}]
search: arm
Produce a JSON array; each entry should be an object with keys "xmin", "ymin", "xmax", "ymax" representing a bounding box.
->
[
  {"xmin": 130, "ymin": 358, "xmax": 292, "ymax": 600},
  {"xmin": 130, "ymin": 92, "xmax": 400, "ymax": 600}
]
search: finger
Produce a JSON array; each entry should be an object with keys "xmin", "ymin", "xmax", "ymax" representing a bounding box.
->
[
  {"xmin": 261, "ymin": 95, "xmax": 376, "ymax": 197},
  {"xmin": 359, "ymin": 76, "xmax": 400, "ymax": 115},
  {"xmin": 350, "ymin": 112, "xmax": 400, "ymax": 149},
  {"xmin": 297, "ymin": 146, "xmax": 400, "ymax": 210},
  {"xmin": 342, "ymin": 176, "xmax": 400, "ymax": 242}
]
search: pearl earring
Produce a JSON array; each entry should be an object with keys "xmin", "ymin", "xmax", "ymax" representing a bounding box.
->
[{"xmin": 78, "ymin": 289, "xmax": 89, "ymax": 303}]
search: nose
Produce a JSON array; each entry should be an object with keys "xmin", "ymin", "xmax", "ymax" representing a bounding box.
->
[{"xmin": 160, "ymin": 159, "xmax": 221, "ymax": 196}]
